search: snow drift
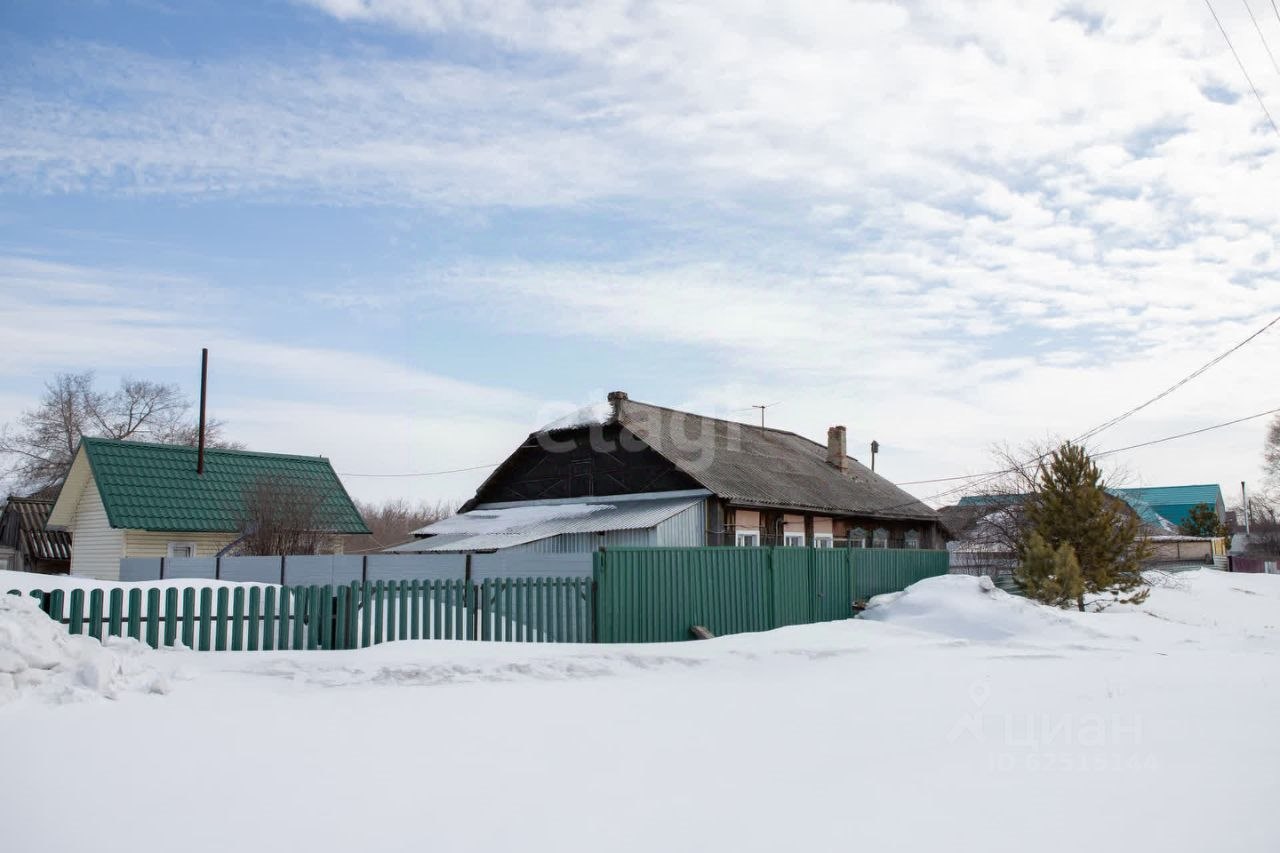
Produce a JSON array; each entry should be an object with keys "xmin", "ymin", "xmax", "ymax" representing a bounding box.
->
[
  {"xmin": 0, "ymin": 593, "xmax": 171, "ymax": 706},
  {"xmin": 859, "ymin": 573, "xmax": 1105, "ymax": 644}
]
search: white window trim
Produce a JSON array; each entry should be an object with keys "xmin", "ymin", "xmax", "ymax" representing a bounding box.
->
[
  {"xmin": 783, "ymin": 532, "xmax": 806, "ymax": 547},
  {"xmin": 814, "ymin": 534, "xmax": 835, "ymax": 548},
  {"xmin": 735, "ymin": 531, "xmax": 761, "ymax": 547},
  {"xmin": 167, "ymin": 541, "xmax": 197, "ymax": 559}
]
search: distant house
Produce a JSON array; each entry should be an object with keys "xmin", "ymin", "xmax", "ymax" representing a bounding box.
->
[
  {"xmin": 0, "ymin": 497, "xmax": 71, "ymax": 574},
  {"xmin": 944, "ymin": 484, "xmax": 1226, "ymax": 573},
  {"xmin": 392, "ymin": 391, "xmax": 942, "ymax": 555},
  {"xmin": 47, "ymin": 438, "xmax": 369, "ymax": 580},
  {"xmin": 1108, "ymin": 485, "xmax": 1225, "ymax": 530}
]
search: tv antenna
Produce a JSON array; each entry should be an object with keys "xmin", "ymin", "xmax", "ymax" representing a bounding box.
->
[{"xmin": 750, "ymin": 401, "xmax": 780, "ymax": 427}]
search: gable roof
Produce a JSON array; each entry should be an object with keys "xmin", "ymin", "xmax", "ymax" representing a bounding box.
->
[
  {"xmin": 480, "ymin": 395, "xmax": 937, "ymax": 522},
  {"xmin": 0, "ymin": 497, "xmax": 71, "ymax": 562},
  {"xmin": 49, "ymin": 437, "xmax": 369, "ymax": 534}
]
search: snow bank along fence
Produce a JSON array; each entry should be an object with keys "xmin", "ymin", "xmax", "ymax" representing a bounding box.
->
[
  {"xmin": 592, "ymin": 546, "xmax": 950, "ymax": 643},
  {"xmin": 5, "ymin": 577, "xmax": 593, "ymax": 651}
]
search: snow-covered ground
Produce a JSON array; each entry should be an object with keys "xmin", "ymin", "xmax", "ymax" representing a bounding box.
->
[{"xmin": 3, "ymin": 570, "xmax": 1278, "ymax": 853}]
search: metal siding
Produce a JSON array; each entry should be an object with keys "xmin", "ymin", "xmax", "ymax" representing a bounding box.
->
[{"xmin": 653, "ymin": 500, "xmax": 708, "ymax": 547}]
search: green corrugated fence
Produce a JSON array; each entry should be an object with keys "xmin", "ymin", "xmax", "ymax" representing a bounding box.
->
[
  {"xmin": 6, "ymin": 577, "xmax": 592, "ymax": 651},
  {"xmin": 9, "ymin": 547, "xmax": 947, "ymax": 649},
  {"xmin": 593, "ymin": 547, "xmax": 949, "ymax": 643}
]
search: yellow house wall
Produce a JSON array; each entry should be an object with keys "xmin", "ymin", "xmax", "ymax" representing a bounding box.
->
[{"xmin": 123, "ymin": 530, "xmax": 239, "ymax": 558}]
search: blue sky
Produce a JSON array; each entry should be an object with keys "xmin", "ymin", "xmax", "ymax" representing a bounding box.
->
[{"xmin": 2, "ymin": 0, "xmax": 1279, "ymax": 506}]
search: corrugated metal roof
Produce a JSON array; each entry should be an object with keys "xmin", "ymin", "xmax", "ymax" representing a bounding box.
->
[
  {"xmin": 387, "ymin": 494, "xmax": 704, "ymax": 553},
  {"xmin": 70, "ymin": 437, "xmax": 368, "ymax": 533},
  {"xmin": 2, "ymin": 498, "xmax": 71, "ymax": 562}
]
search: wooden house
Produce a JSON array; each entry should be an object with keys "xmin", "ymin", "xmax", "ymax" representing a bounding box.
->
[{"xmin": 399, "ymin": 392, "xmax": 941, "ymax": 554}]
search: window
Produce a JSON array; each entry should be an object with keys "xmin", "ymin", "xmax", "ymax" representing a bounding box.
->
[
  {"xmin": 167, "ymin": 542, "xmax": 196, "ymax": 559},
  {"xmin": 783, "ymin": 532, "xmax": 806, "ymax": 547},
  {"xmin": 735, "ymin": 531, "xmax": 761, "ymax": 547},
  {"xmin": 849, "ymin": 527, "xmax": 867, "ymax": 548},
  {"xmin": 814, "ymin": 534, "xmax": 834, "ymax": 548},
  {"xmin": 872, "ymin": 528, "xmax": 890, "ymax": 548},
  {"xmin": 905, "ymin": 529, "xmax": 921, "ymax": 549}
]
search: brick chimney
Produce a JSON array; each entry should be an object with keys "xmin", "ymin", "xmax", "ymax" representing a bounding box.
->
[
  {"xmin": 827, "ymin": 425, "xmax": 848, "ymax": 473},
  {"xmin": 607, "ymin": 390, "xmax": 628, "ymax": 418}
]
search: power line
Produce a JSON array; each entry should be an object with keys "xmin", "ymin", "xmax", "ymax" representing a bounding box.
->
[
  {"xmin": 1073, "ymin": 311, "xmax": 1280, "ymax": 444},
  {"xmin": 894, "ymin": 405, "xmax": 1280, "ymax": 487},
  {"xmin": 1205, "ymin": 0, "xmax": 1280, "ymax": 136},
  {"xmin": 1242, "ymin": 0, "xmax": 1280, "ymax": 76}
]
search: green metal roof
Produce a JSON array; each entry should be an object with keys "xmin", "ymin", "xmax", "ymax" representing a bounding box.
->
[
  {"xmin": 80, "ymin": 437, "xmax": 369, "ymax": 534},
  {"xmin": 1110, "ymin": 485, "xmax": 1224, "ymax": 527}
]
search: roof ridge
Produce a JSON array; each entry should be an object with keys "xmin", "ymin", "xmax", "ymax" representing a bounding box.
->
[
  {"xmin": 621, "ymin": 398, "xmax": 814, "ymax": 442},
  {"xmin": 82, "ymin": 435, "xmax": 329, "ymax": 463}
]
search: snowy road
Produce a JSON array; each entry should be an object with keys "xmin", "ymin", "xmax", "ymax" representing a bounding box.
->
[{"xmin": 3, "ymin": 570, "xmax": 1278, "ymax": 853}]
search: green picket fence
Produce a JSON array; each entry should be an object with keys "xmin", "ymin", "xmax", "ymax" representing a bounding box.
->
[
  {"xmin": 6, "ymin": 577, "xmax": 593, "ymax": 651},
  {"xmin": 593, "ymin": 546, "xmax": 949, "ymax": 643}
]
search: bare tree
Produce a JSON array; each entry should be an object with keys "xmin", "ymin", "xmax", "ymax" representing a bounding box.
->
[
  {"xmin": 0, "ymin": 371, "xmax": 237, "ymax": 496},
  {"xmin": 1265, "ymin": 414, "xmax": 1280, "ymax": 491},
  {"xmin": 234, "ymin": 477, "xmax": 333, "ymax": 556},
  {"xmin": 342, "ymin": 498, "xmax": 455, "ymax": 554},
  {"xmin": 1233, "ymin": 493, "xmax": 1280, "ymax": 558}
]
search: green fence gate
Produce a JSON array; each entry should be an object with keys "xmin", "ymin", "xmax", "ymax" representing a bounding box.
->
[{"xmin": 593, "ymin": 546, "xmax": 949, "ymax": 643}]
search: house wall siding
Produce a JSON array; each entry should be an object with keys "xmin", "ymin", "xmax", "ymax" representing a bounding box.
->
[
  {"xmin": 123, "ymin": 530, "xmax": 240, "ymax": 559},
  {"xmin": 653, "ymin": 500, "xmax": 709, "ymax": 547},
  {"xmin": 68, "ymin": 479, "xmax": 125, "ymax": 581}
]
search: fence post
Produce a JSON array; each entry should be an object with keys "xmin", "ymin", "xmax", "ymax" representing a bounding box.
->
[
  {"xmin": 465, "ymin": 554, "xmax": 477, "ymax": 641},
  {"xmin": 766, "ymin": 546, "xmax": 777, "ymax": 630}
]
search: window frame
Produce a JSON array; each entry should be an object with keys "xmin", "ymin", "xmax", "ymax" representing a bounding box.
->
[
  {"xmin": 735, "ymin": 531, "xmax": 761, "ymax": 547},
  {"xmin": 167, "ymin": 541, "xmax": 197, "ymax": 559},
  {"xmin": 813, "ymin": 534, "xmax": 835, "ymax": 549},
  {"xmin": 783, "ymin": 532, "xmax": 806, "ymax": 548}
]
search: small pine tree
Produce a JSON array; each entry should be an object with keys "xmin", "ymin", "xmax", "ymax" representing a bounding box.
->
[
  {"xmin": 1015, "ymin": 531, "xmax": 1084, "ymax": 608},
  {"xmin": 1178, "ymin": 502, "xmax": 1228, "ymax": 540},
  {"xmin": 1020, "ymin": 443, "xmax": 1149, "ymax": 610}
]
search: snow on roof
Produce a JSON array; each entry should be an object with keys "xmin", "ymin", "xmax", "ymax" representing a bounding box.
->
[
  {"xmin": 539, "ymin": 401, "xmax": 614, "ymax": 432},
  {"xmin": 390, "ymin": 494, "xmax": 704, "ymax": 553},
  {"xmin": 414, "ymin": 503, "xmax": 612, "ymax": 537}
]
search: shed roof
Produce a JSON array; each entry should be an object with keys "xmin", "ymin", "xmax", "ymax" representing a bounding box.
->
[
  {"xmin": 49, "ymin": 438, "xmax": 368, "ymax": 534},
  {"xmin": 1, "ymin": 497, "xmax": 71, "ymax": 562},
  {"xmin": 388, "ymin": 493, "xmax": 704, "ymax": 553},
  {"xmin": 519, "ymin": 396, "xmax": 937, "ymax": 521}
]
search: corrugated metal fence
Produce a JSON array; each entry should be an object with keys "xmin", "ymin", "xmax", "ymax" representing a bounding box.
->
[{"xmin": 593, "ymin": 546, "xmax": 949, "ymax": 643}]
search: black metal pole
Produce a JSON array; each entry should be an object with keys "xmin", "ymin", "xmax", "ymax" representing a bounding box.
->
[{"xmin": 197, "ymin": 348, "xmax": 208, "ymax": 475}]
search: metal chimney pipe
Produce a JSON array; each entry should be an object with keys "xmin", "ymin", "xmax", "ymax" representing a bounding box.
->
[
  {"xmin": 1242, "ymin": 481, "xmax": 1250, "ymax": 535},
  {"xmin": 197, "ymin": 348, "xmax": 208, "ymax": 475}
]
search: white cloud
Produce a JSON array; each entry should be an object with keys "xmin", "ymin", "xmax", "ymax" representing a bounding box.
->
[{"xmin": 3, "ymin": 1, "xmax": 1279, "ymax": 501}]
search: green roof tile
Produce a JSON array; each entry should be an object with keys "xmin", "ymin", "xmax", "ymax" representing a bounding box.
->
[{"xmin": 80, "ymin": 437, "xmax": 369, "ymax": 534}]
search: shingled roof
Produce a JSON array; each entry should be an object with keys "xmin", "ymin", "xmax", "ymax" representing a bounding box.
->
[
  {"xmin": 49, "ymin": 438, "xmax": 369, "ymax": 534},
  {"xmin": 540, "ymin": 395, "xmax": 936, "ymax": 522}
]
